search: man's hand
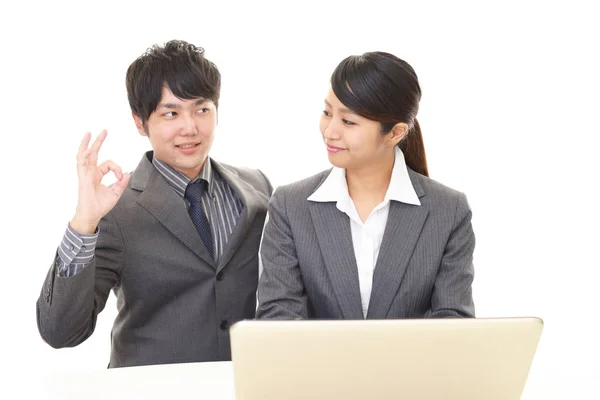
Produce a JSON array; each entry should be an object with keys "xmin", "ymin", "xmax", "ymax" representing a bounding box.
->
[{"xmin": 70, "ymin": 130, "xmax": 130, "ymax": 234}]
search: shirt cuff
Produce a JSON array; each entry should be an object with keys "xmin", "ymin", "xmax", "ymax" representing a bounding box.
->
[{"xmin": 56, "ymin": 223, "xmax": 99, "ymax": 276}]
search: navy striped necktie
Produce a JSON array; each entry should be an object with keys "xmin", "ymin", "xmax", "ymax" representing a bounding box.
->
[{"xmin": 184, "ymin": 180, "xmax": 214, "ymax": 258}]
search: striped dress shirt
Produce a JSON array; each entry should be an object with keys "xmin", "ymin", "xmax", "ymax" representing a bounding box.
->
[{"xmin": 56, "ymin": 155, "xmax": 244, "ymax": 277}]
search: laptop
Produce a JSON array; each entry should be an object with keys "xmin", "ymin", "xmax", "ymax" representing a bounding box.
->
[{"xmin": 229, "ymin": 317, "xmax": 543, "ymax": 400}]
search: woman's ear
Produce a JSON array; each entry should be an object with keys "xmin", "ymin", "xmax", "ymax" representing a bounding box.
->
[{"xmin": 386, "ymin": 122, "xmax": 409, "ymax": 148}]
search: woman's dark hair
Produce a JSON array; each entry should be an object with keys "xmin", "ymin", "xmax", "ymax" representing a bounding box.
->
[
  {"xmin": 331, "ymin": 52, "xmax": 429, "ymax": 176},
  {"xmin": 126, "ymin": 40, "xmax": 221, "ymax": 127}
]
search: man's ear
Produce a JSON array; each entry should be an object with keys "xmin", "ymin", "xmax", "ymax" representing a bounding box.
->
[{"xmin": 132, "ymin": 113, "xmax": 147, "ymax": 137}]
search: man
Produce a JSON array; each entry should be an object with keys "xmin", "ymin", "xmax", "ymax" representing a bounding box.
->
[{"xmin": 36, "ymin": 40, "xmax": 272, "ymax": 368}]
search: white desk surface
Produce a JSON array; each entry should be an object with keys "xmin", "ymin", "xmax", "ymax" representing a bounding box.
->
[
  {"xmin": 42, "ymin": 361, "xmax": 235, "ymax": 399},
  {"xmin": 35, "ymin": 358, "xmax": 598, "ymax": 400}
]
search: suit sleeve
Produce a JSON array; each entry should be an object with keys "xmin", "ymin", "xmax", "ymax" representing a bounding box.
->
[
  {"xmin": 257, "ymin": 169, "xmax": 273, "ymax": 197},
  {"xmin": 429, "ymin": 192, "xmax": 476, "ymax": 318},
  {"xmin": 256, "ymin": 187, "xmax": 308, "ymax": 319},
  {"xmin": 36, "ymin": 211, "xmax": 125, "ymax": 348}
]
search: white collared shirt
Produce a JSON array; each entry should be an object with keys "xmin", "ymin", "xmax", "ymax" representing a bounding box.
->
[{"xmin": 308, "ymin": 147, "xmax": 421, "ymax": 318}]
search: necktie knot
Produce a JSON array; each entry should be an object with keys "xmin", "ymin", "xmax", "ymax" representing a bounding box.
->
[{"xmin": 185, "ymin": 180, "xmax": 208, "ymax": 203}]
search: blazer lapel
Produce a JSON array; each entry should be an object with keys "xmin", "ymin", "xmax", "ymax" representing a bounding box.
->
[
  {"xmin": 211, "ymin": 160, "xmax": 264, "ymax": 272},
  {"xmin": 309, "ymin": 202, "xmax": 363, "ymax": 319},
  {"xmin": 367, "ymin": 171, "xmax": 428, "ymax": 318},
  {"xmin": 132, "ymin": 153, "xmax": 215, "ymax": 266}
]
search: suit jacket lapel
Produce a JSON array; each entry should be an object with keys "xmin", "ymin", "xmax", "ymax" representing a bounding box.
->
[
  {"xmin": 132, "ymin": 153, "xmax": 215, "ymax": 266},
  {"xmin": 309, "ymin": 201, "xmax": 363, "ymax": 319},
  {"xmin": 211, "ymin": 160, "xmax": 263, "ymax": 272},
  {"xmin": 367, "ymin": 171, "xmax": 428, "ymax": 318}
]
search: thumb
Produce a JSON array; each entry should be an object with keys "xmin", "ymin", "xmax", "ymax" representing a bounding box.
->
[{"xmin": 111, "ymin": 173, "xmax": 131, "ymax": 198}]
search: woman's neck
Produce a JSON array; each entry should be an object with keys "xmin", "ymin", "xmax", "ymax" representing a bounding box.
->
[{"xmin": 346, "ymin": 151, "xmax": 395, "ymax": 202}]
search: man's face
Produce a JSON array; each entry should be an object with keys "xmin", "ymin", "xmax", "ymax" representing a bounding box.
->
[{"xmin": 134, "ymin": 86, "xmax": 217, "ymax": 179}]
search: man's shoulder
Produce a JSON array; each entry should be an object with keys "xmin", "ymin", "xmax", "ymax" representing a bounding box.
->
[
  {"xmin": 211, "ymin": 159, "xmax": 273, "ymax": 198},
  {"xmin": 216, "ymin": 160, "xmax": 264, "ymax": 181}
]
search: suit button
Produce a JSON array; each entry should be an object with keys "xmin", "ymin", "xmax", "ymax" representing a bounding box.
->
[
  {"xmin": 216, "ymin": 272, "xmax": 224, "ymax": 281},
  {"xmin": 220, "ymin": 320, "xmax": 229, "ymax": 330}
]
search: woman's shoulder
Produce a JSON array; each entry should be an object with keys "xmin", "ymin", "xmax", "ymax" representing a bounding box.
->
[
  {"xmin": 272, "ymin": 169, "xmax": 333, "ymax": 204},
  {"xmin": 279, "ymin": 169, "xmax": 331, "ymax": 193},
  {"xmin": 407, "ymin": 168, "xmax": 468, "ymax": 206}
]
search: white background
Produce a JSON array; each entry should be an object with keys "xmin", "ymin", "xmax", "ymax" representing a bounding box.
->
[{"xmin": 1, "ymin": 0, "xmax": 598, "ymax": 398}]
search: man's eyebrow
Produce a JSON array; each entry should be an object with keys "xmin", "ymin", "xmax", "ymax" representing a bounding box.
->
[
  {"xmin": 158, "ymin": 98, "xmax": 208, "ymax": 109},
  {"xmin": 157, "ymin": 102, "xmax": 180, "ymax": 109}
]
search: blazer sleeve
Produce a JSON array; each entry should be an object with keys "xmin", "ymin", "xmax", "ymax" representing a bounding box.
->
[
  {"xmin": 255, "ymin": 187, "xmax": 308, "ymax": 319},
  {"xmin": 257, "ymin": 169, "xmax": 274, "ymax": 197},
  {"xmin": 429, "ymin": 192, "xmax": 476, "ymax": 318},
  {"xmin": 36, "ymin": 211, "xmax": 124, "ymax": 348}
]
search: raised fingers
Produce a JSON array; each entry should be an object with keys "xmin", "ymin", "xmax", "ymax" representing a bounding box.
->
[
  {"xmin": 77, "ymin": 132, "xmax": 92, "ymax": 166},
  {"xmin": 88, "ymin": 129, "xmax": 108, "ymax": 164}
]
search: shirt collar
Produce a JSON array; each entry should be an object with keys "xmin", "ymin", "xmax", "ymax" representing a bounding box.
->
[
  {"xmin": 152, "ymin": 154, "xmax": 214, "ymax": 198},
  {"xmin": 307, "ymin": 147, "xmax": 421, "ymax": 207}
]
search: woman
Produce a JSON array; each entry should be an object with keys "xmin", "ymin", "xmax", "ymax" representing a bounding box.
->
[{"xmin": 256, "ymin": 52, "xmax": 475, "ymax": 320}]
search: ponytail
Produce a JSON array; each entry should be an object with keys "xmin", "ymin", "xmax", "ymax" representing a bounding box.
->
[{"xmin": 399, "ymin": 119, "xmax": 429, "ymax": 177}]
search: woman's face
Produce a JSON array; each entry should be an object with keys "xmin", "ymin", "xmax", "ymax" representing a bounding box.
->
[{"xmin": 319, "ymin": 87, "xmax": 402, "ymax": 170}]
